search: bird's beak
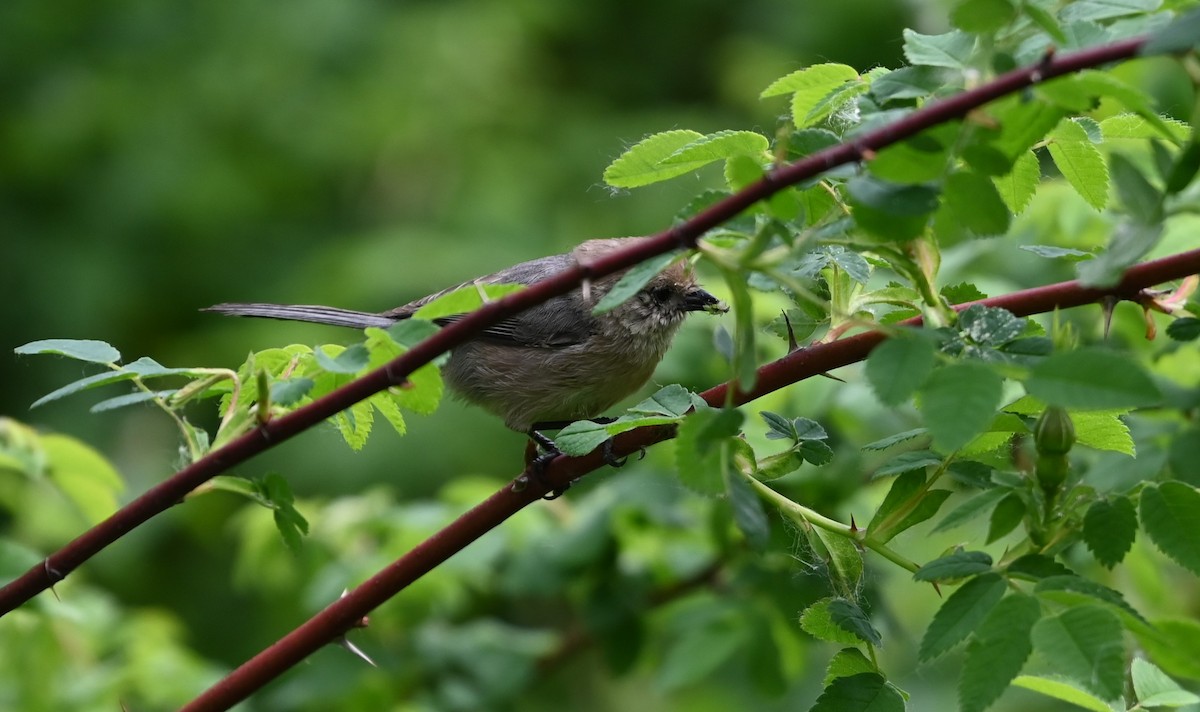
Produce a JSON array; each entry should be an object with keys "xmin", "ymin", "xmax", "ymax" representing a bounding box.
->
[{"xmin": 683, "ymin": 288, "xmax": 729, "ymax": 314}]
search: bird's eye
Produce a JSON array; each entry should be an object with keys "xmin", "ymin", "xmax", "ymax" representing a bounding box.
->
[{"xmin": 649, "ymin": 285, "xmax": 674, "ymax": 303}]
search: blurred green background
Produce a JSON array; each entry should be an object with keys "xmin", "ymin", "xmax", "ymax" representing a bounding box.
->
[{"xmin": 6, "ymin": 1, "xmax": 1196, "ymax": 710}]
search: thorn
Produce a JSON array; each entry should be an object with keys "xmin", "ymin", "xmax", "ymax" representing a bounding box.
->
[
  {"xmin": 1101, "ymin": 296, "xmax": 1118, "ymax": 340},
  {"xmin": 782, "ymin": 310, "xmax": 800, "ymax": 353},
  {"xmin": 850, "ymin": 515, "xmax": 858, "ymax": 533},
  {"xmin": 818, "ymin": 372, "xmax": 846, "ymax": 383},
  {"xmin": 931, "ymin": 581, "xmax": 942, "ymax": 597},
  {"xmin": 1031, "ymin": 46, "xmax": 1056, "ymax": 83},
  {"xmin": 338, "ymin": 636, "xmax": 378, "ymax": 667}
]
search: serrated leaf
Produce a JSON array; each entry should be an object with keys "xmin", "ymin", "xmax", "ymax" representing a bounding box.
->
[
  {"xmin": 824, "ymin": 648, "xmax": 877, "ymax": 687},
  {"xmin": 920, "ymin": 573, "xmax": 1008, "ymax": 661},
  {"xmin": 1034, "ymin": 575, "xmax": 1145, "ymax": 622},
  {"xmin": 675, "ymin": 407, "xmax": 744, "ymax": 495},
  {"xmin": 1006, "ymin": 554, "xmax": 1076, "ymax": 580},
  {"xmin": 661, "ymin": 130, "xmax": 769, "ymax": 166},
  {"xmin": 986, "ymin": 494, "xmax": 1026, "ymax": 543},
  {"xmin": 15, "ymin": 339, "xmax": 121, "ymax": 364},
  {"xmin": 871, "ymin": 65, "xmax": 943, "ymax": 102},
  {"xmin": 1062, "ymin": 0, "xmax": 1161, "ymax": 22},
  {"xmin": 1111, "ymin": 152, "xmax": 1163, "ymax": 224},
  {"xmin": 811, "ymin": 673, "xmax": 905, "ymax": 712},
  {"xmin": 866, "ymin": 333, "xmax": 936, "ymax": 406},
  {"xmin": 554, "ymin": 420, "xmax": 613, "ymax": 456},
  {"xmin": 828, "ymin": 598, "xmax": 882, "ymax": 647},
  {"xmin": 801, "ymin": 80, "xmax": 868, "ymax": 128},
  {"xmin": 726, "ymin": 468, "xmax": 769, "ymax": 549},
  {"xmin": 1140, "ymin": 482, "xmax": 1200, "ymax": 576},
  {"xmin": 914, "ymin": 550, "xmax": 994, "ymax": 582},
  {"xmin": 91, "ymin": 389, "xmax": 177, "ymax": 413},
  {"xmin": 270, "ymin": 377, "xmax": 314, "ymax": 406},
  {"xmin": 902, "ymin": 28, "xmax": 976, "ymax": 69},
  {"xmin": 1048, "ymin": 119, "xmax": 1109, "ymax": 210},
  {"xmin": 1027, "ymin": 348, "xmax": 1161, "ymax": 410},
  {"xmin": 847, "ymin": 175, "xmax": 941, "ymax": 215},
  {"xmin": 630, "ymin": 384, "xmax": 696, "ymax": 417},
  {"xmin": 1011, "ymin": 676, "xmax": 1113, "ymax": 712},
  {"xmin": 1019, "ymin": 245, "xmax": 1093, "ymax": 261},
  {"xmin": 873, "ymin": 449, "xmax": 942, "ymax": 478},
  {"xmin": 952, "ymin": 0, "xmax": 1017, "ymax": 32},
  {"xmin": 1167, "ymin": 317, "xmax": 1200, "ymax": 342},
  {"xmin": 1083, "ymin": 496, "xmax": 1137, "ymax": 568},
  {"xmin": 800, "ymin": 598, "xmax": 864, "ymax": 645},
  {"xmin": 41, "ymin": 434, "xmax": 124, "ymax": 524},
  {"xmin": 603, "ymin": 130, "xmax": 707, "ymax": 188},
  {"xmin": 1132, "ymin": 657, "xmax": 1200, "ymax": 707},
  {"xmin": 862, "ymin": 428, "xmax": 928, "ymax": 451},
  {"xmin": 333, "ymin": 400, "xmax": 374, "ymax": 451},
  {"xmin": 959, "ymin": 593, "xmax": 1042, "ymax": 712},
  {"xmin": 1031, "ymin": 605, "xmax": 1125, "ymax": 700},
  {"xmin": 593, "ymin": 252, "xmax": 682, "ymax": 314},
  {"xmin": 931, "ymin": 487, "xmax": 1010, "ymax": 533},
  {"xmin": 412, "ymin": 283, "xmax": 525, "ymax": 321},
  {"xmin": 814, "ymin": 527, "xmax": 864, "ymax": 594},
  {"xmin": 761, "ymin": 64, "xmax": 860, "ymax": 130},
  {"xmin": 945, "ymin": 170, "xmax": 1012, "ymax": 236},
  {"xmin": 993, "ymin": 150, "xmax": 1040, "ymax": 213},
  {"xmin": 1077, "ymin": 220, "xmax": 1163, "ymax": 288},
  {"xmin": 919, "ymin": 362, "xmax": 1004, "ymax": 452},
  {"xmin": 1141, "ymin": 6, "xmax": 1200, "ymax": 55},
  {"xmin": 314, "ymin": 343, "xmax": 370, "ymax": 374},
  {"xmin": 959, "ymin": 305, "xmax": 1026, "ymax": 346}
]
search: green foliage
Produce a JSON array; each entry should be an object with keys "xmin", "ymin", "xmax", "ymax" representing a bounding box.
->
[{"xmin": 8, "ymin": 1, "xmax": 1200, "ymax": 710}]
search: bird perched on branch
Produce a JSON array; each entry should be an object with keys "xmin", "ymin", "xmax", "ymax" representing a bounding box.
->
[{"xmin": 205, "ymin": 238, "xmax": 727, "ymax": 446}]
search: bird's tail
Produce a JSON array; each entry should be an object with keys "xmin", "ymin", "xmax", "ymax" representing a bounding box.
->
[{"xmin": 203, "ymin": 303, "xmax": 397, "ymax": 329}]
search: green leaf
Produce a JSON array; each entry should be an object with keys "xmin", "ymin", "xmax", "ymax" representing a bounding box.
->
[
  {"xmin": 15, "ymin": 338, "xmax": 121, "ymax": 364},
  {"xmin": 1019, "ymin": 245, "xmax": 1093, "ymax": 261},
  {"xmin": 412, "ymin": 283, "xmax": 525, "ymax": 320},
  {"xmin": 869, "ymin": 469, "xmax": 940, "ymax": 541},
  {"xmin": 726, "ymin": 467, "xmax": 769, "ymax": 549},
  {"xmin": 364, "ymin": 328, "xmax": 443, "ymax": 415},
  {"xmin": 862, "ymin": 428, "xmax": 928, "ymax": 451},
  {"xmin": 657, "ymin": 616, "xmax": 748, "ymax": 691},
  {"xmin": 1167, "ymin": 317, "xmax": 1200, "ymax": 342},
  {"xmin": 1006, "ymin": 554, "xmax": 1075, "ymax": 580},
  {"xmin": 919, "ymin": 573, "xmax": 1008, "ymax": 661},
  {"xmin": 828, "ymin": 598, "xmax": 882, "ymax": 647},
  {"xmin": 944, "ymin": 170, "xmax": 1011, "ymax": 236},
  {"xmin": 91, "ymin": 389, "xmax": 176, "ymax": 413},
  {"xmin": 866, "ymin": 333, "xmax": 936, "ymax": 406},
  {"xmin": 800, "ymin": 598, "xmax": 864, "ymax": 645},
  {"xmin": 873, "ymin": 449, "xmax": 942, "ymax": 478},
  {"xmin": 1047, "ymin": 119, "xmax": 1109, "ymax": 211},
  {"xmin": 554, "ymin": 419, "xmax": 614, "ymax": 456},
  {"xmin": 1011, "ymin": 676, "xmax": 1112, "ymax": 712},
  {"xmin": 959, "ymin": 594, "xmax": 1042, "ymax": 712},
  {"xmin": 661, "ymin": 130, "xmax": 769, "ymax": 165},
  {"xmin": 630, "ymin": 384, "xmax": 697, "ymax": 417},
  {"xmin": 725, "ymin": 270, "xmax": 758, "ymax": 391},
  {"xmin": 824, "ymin": 648, "xmax": 877, "ymax": 687},
  {"xmin": 959, "ymin": 305, "xmax": 1026, "ymax": 346},
  {"xmin": 993, "ymin": 150, "xmax": 1040, "ymax": 213},
  {"xmin": 262, "ymin": 473, "xmax": 309, "ymax": 553},
  {"xmin": 270, "ymin": 377, "xmax": 314, "ymax": 406},
  {"xmin": 1141, "ymin": 6, "xmax": 1200, "ymax": 55},
  {"xmin": 1077, "ymin": 220, "xmax": 1163, "ymax": 288},
  {"xmin": 801, "ymin": 80, "xmax": 869, "ymax": 129},
  {"xmin": 1031, "ymin": 605, "xmax": 1125, "ymax": 700},
  {"xmin": 1035, "ymin": 575, "xmax": 1145, "ymax": 622},
  {"xmin": 951, "ymin": 0, "xmax": 1016, "ymax": 32},
  {"xmin": 1140, "ymin": 482, "xmax": 1200, "ymax": 576},
  {"xmin": 333, "ymin": 400, "xmax": 374, "ymax": 451},
  {"xmin": 811, "ymin": 673, "xmax": 905, "ymax": 712},
  {"xmin": 814, "ymin": 526, "xmax": 865, "ymax": 594},
  {"xmin": 603, "ymin": 129, "xmax": 707, "ymax": 188},
  {"xmin": 1027, "ymin": 348, "xmax": 1161, "ymax": 410},
  {"xmin": 902, "ymin": 29, "xmax": 976, "ymax": 69},
  {"xmin": 1131, "ymin": 657, "xmax": 1200, "ymax": 707},
  {"xmin": 592, "ymin": 252, "xmax": 682, "ymax": 314},
  {"xmin": 1110, "ymin": 152, "xmax": 1163, "ymax": 224},
  {"xmin": 1062, "ymin": 0, "xmax": 1161, "ymax": 22},
  {"xmin": 675, "ymin": 407, "xmax": 744, "ymax": 495},
  {"xmin": 919, "ymin": 362, "xmax": 1004, "ymax": 452},
  {"xmin": 314, "ymin": 343, "xmax": 370, "ymax": 374},
  {"xmin": 914, "ymin": 550, "xmax": 994, "ymax": 582},
  {"xmin": 761, "ymin": 64, "xmax": 860, "ymax": 129},
  {"xmin": 847, "ymin": 175, "xmax": 941, "ymax": 215},
  {"xmin": 986, "ymin": 494, "xmax": 1026, "ymax": 543},
  {"xmin": 41, "ymin": 434, "xmax": 124, "ymax": 525},
  {"xmin": 1168, "ymin": 425, "xmax": 1200, "ymax": 485},
  {"xmin": 931, "ymin": 487, "xmax": 1010, "ymax": 532},
  {"xmin": 1083, "ymin": 496, "xmax": 1137, "ymax": 568},
  {"xmin": 871, "ymin": 66, "xmax": 943, "ymax": 102}
]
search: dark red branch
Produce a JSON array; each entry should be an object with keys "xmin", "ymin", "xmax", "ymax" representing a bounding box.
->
[
  {"xmin": 186, "ymin": 248, "xmax": 1200, "ymax": 711},
  {"xmin": 0, "ymin": 28, "xmax": 1160, "ymax": 695}
]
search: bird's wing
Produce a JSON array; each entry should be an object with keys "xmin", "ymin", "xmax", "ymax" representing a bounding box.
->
[{"xmin": 380, "ymin": 253, "xmax": 598, "ymax": 348}]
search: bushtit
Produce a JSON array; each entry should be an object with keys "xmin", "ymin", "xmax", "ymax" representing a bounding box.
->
[{"xmin": 206, "ymin": 238, "xmax": 726, "ymax": 438}]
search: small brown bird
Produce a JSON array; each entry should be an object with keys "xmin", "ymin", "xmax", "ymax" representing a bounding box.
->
[{"xmin": 205, "ymin": 238, "xmax": 726, "ymax": 437}]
